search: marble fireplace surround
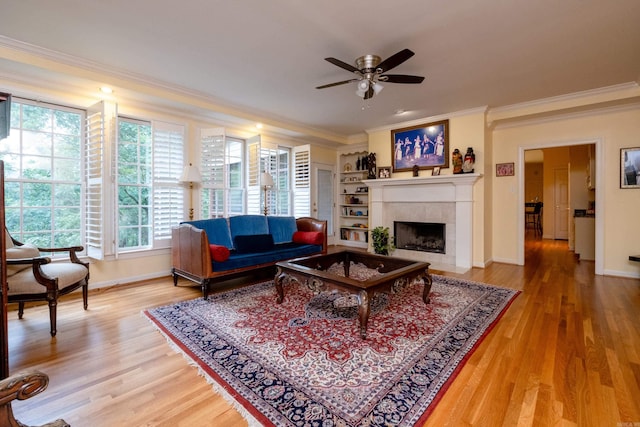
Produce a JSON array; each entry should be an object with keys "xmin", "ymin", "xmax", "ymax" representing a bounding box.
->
[{"xmin": 363, "ymin": 173, "xmax": 481, "ymax": 272}]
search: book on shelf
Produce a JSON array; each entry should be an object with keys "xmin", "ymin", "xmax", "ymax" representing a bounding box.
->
[{"xmin": 340, "ymin": 228, "xmax": 369, "ymax": 242}]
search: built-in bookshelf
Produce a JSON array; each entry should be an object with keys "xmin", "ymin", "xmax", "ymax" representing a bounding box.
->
[{"xmin": 338, "ymin": 151, "xmax": 369, "ymax": 247}]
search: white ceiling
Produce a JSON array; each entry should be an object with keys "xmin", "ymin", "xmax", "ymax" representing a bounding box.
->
[{"xmin": 1, "ymin": 0, "xmax": 639, "ymax": 145}]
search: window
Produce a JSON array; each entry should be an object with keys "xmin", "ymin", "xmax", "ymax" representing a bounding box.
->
[
  {"xmin": 1, "ymin": 99, "xmax": 84, "ymax": 249},
  {"xmin": 117, "ymin": 118, "xmax": 152, "ymax": 250},
  {"xmin": 200, "ymin": 130, "xmax": 296, "ymax": 218},
  {"xmin": 200, "ymin": 129, "xmax": 245, "ymax": 218},
  {"xmin": 0, "ymin": 98, "xmax": 183, "ymax": 259},
  {"xmin": 117, "ymin": 118, "xmax": 185, "ymax": 251},
  {"xmin": 260, "ymin": 146, "xmax": 291, "ymax": 216}
]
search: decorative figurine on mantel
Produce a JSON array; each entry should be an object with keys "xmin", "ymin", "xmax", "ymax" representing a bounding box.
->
[
  {"xmin": 412, "ymin": 164, "xmax": 419, "ymax": 177},
  {"xmin": 452, "ymin": 148, "xmax": 463, "ymax": 174},
  {"xmin": 462, "ymin": 147, "xmax": 475, "ymax": 173},
  {"xmin": 367, "ymin": 152, "xmax": 377, "ymax": 179},
  {"xmin": 361, "ymin": 154, "xmax": 368, "ymax": 171}
]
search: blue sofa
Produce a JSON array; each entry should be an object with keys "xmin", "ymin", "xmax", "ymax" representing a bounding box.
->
[{"xmin": 171, "ymin": 215, "xmax": 327, "ymax": 298}]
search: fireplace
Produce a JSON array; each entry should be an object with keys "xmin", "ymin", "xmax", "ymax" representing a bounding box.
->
[
  {"xmin": 364, "ymin": 174, "xmax": 481, "ymax": 271},
  {"xmin": 394, "ymin": 221, "xmax": 446, "ymax": 254}
]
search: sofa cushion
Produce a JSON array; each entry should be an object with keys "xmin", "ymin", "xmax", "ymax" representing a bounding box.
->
[
  {"xmin": 292, "ymin": 231, "xmax": 324, "ymax": 245},
  {"xmin": 182, "ymin": 218, "xmax": 233, "ymax": 248},
  {"xmin": 234, "ymin": 234, "xmax": 274, "ymax": 253},
  {"xmin": 267, "ymin": 216, "xmax": 297, "ymax": 244},
  {"xmin": 213, "ymin": 243, "xmax": 322, "ymax": 272},
  {"xmin": 209, "ymin": 244, "xmax": 231, "ymax": 262},
  {"xmin": 229, "ymin": 215, "xmax": 269, "ymax": 245}
]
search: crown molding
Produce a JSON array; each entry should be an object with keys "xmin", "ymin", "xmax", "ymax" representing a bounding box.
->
[
  {"xmin": 365, "ymin": 106, "xmax": 488, "ymax": 135},
  {"xmin": 0, "ymin": 36, "xmax": 351, "ymax": 146},
  {"xmin": 487, "ymin": 82, "xmax": 640, "ymax": 125},
  {"xmin": 491, "ymin": 99, "xmax": 640, "ymax": 130}
]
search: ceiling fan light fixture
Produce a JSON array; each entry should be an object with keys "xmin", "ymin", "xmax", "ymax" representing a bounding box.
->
[
  {"xmin": 356, "ymin": 79, "xmax": 370, "ymax": 97},
  {"xmin": 319, "ymin": 49, "xmax": 423, "ymax": 102},
  {"xmin": 372, "ymin": 82, "xmax": 384, "ymax": 94}
]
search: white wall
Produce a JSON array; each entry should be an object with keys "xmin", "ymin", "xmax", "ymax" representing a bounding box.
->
[{"xmin": 492, "ymin": 106, "xmax": 640, "ymax": 277}]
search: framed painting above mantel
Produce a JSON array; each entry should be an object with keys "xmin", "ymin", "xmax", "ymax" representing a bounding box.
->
[{"xmin": 391, "ymin": 119, "xmax": 449, "ymax": 173}]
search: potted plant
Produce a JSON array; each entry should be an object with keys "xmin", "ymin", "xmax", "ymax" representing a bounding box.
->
[{"xmin": 371, "ymin": 226, "xmax": 394, "ymax": 255}]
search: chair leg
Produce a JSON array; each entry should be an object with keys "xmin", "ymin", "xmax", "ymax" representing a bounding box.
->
[
  {"xmin": 82, "ymin": 284, "xmax": 88, "ymax": 310},
  {"xmin": 48, "ymin": 300, "xmax": 58, "ymax": 337},
  {"xmin": 17, "ymin": 302, "xmax": 24, "ymax": 319}
]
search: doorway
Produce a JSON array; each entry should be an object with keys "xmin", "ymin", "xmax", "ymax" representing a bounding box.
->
[{"xmin": 519, "ymin": 140, "xmax": 603, "ymax": 274}]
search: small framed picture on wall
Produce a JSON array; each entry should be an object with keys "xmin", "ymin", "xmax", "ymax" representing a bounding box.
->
[
  {"xmin": 621, "ymin": 147, "xmax": 640, "ymax": 188},
  {"xmin": 496, "ymin": 162, "xmax": 515, "ymax": 177}
]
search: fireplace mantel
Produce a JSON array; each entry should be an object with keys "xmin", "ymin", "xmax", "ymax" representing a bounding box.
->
[
  {"xmin": 363, "ymin": 173, "xmax": 481, "ymax": 271},
  {"xmin": 363, "ymin": 173, "xmax": 481, "ymax": 193}
]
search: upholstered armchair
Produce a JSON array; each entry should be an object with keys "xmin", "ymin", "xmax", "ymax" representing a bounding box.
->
[
  {"xmin": 5, "ymin": 231, "xmax": 89, "ymax": 337},
  {"xmin": 0, "ymin": 369, "xmax": 69, "ymax": 427}
]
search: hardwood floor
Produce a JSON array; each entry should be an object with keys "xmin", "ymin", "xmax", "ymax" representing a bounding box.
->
[{"xmin": 8, "ymin": 238, "xmax": 640, "ymax": 426}]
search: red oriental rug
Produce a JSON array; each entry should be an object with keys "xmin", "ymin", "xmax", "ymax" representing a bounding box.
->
[{"xmin": 144, "ymin": 274, "xmax": 519, "ymax": 426}]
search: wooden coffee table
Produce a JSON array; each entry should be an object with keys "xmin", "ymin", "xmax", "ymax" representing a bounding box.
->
[{"xmin": 274, "ymin": 250, "xmax": 432, "ymax": 339}]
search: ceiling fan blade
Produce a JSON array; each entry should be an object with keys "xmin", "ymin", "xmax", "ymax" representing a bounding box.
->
[
  {"xmin": 324, "ymin": 57, "xmax": 360, "ymax": 73},
  {"xmin": 381, "ymin": 74, "xmax": 425, "ymax": 84},
  {"xmin": 376, "ymin": 49, "xmax": 415, "ymax": 73},
  {"xmin": 316, "ymin": 79, "xmax": 358, "ymax": 89}
]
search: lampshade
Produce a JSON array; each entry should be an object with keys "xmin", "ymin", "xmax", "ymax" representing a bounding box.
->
[
  {"xmin": 261, "ymin": 172, "xmax": 275, "ymax": 187},
  {"xmin": 357, "ymin": 79, "xmax": 370, "ymax": 92},
  {"xmin": 180, "ymin": 163, "xmax": 202, "ymax": 183},
  {"xmin": 372, "ymin": 82, "xmax": 384, "ymax": 94}
]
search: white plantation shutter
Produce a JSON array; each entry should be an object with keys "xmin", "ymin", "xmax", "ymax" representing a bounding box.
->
[
  {"xmin": 85, "ymin": 101, "xmax": 111, "ymax": 260},
  {"xmin": 293, "ymin": 145, "xmax": 311, "ymax": 217},
  {"xmin": 201, "ymin": 128, "xmax": 226, "ymax": 218},
  {"xmin": 275, "ymin": 148, "xmax": 290, "ymax": 215},
  {"xmin": 153, "ymin": 121, "xmax": 184, "ymax": 246},
  {"xmin": 246, "ymin": 135, "xmax": 261, "ymax": 215}
]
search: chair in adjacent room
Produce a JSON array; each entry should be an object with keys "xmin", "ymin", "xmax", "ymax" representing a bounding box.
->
[
  {"xmin": 524, "ymin": 202, "xmax": 543, "ymax": 235},
  {"xmin": 5, "ymin": 231, "xmax": 89, "ymax": 337}
]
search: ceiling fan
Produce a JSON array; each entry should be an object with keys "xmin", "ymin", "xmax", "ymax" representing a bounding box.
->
[{"xmin": 316, "ymin": 48, "xmax": 425, "ymax": 100}]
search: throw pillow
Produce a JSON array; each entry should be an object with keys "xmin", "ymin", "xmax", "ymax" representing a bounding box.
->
[
  {"xmin": 234, "ymin": 234, "xmax": 274, "ymax": 253},
  {"xmin": 292, "ymin": 231, "xmax": 324, "ymax": 245},
  {"xmin": 209, "ymin": 244, "xmax": 231, "ymax": 262}
]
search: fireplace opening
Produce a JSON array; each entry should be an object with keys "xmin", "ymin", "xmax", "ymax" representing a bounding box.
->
[{"xmin": 394, "ymin": 221, "xmax": 446, "ymax": 254}]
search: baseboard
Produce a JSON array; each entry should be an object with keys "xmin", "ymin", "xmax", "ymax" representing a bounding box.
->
[
  {"xmin": 87, "ymin": 270, "xmax": 173, "ymax": 290},
  {"xmin": 602, "ymin": 268, "xmax": 640, "ymax": 279}
]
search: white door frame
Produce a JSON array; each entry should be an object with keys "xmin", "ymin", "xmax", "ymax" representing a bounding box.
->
[
  {"xmin": 517, "ymin": 138, "xmax": 604, "ymax": 274},
  {"xmin": 311, "ymin": 162, "xmax": 335, "ymax": 244}
]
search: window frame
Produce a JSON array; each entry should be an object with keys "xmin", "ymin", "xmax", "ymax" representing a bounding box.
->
[{"xmin": 2, "ymin": 98, "xmax": 86, "ymax": 253}]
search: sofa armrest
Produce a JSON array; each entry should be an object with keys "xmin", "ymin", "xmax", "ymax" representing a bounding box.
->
[
  {"xmin": 172, "ymin": 224, "xmax": 213, "ymax": 279},
  {"xmin": 296, "ymin": 217, "xmax": 328, "ymax": 253}
]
